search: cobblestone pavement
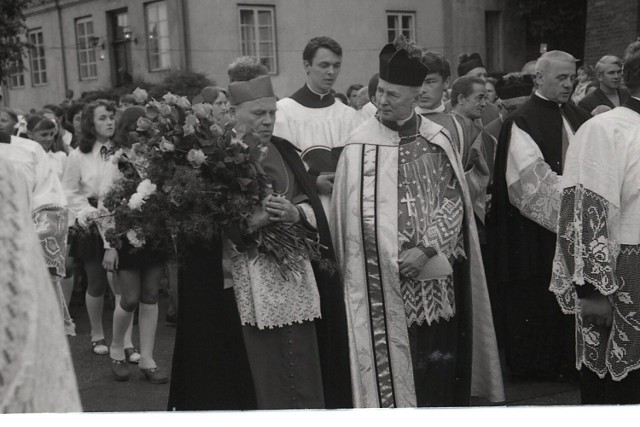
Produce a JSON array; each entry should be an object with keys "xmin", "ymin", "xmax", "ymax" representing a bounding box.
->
[{"xmin": 66, "ymin": 291, "xmax": 579, "ymax": 413}]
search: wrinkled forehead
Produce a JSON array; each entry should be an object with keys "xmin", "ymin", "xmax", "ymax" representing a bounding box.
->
[
  {"xmin": 235, "ymin": 96, "xmax": 277, "ymax": 112},
  {"xmin": 541, "ymin": 58, "xmax": 576, "ymax": 76},
  {"xmin": 378, "ymin": 78, "xmax": 419, "ymax": 95}
]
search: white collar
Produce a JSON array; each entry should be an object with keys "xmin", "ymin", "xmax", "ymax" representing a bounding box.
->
[
  {"xmin": 415, "ymin": 102, "xmax": 445, "ymax": 114},
  {"xmin": 306, "ymin": 83, "xmax": 331, "ymax": 100}
]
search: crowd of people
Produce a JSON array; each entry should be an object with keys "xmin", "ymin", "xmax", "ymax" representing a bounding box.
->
[{"xmin": 2, "ymin": 33, "xmax": 640, "ymax": 412}]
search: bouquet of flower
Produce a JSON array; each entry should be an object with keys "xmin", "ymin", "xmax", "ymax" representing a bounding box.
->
[{"xmin": 92, "ymin": 88, "xmax": 326, "ymax": 278}]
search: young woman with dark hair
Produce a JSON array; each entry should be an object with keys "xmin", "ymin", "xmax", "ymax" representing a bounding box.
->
[
  {"xmin": 103, "ymin": 106, "xmax": 167, "ymax": 383},
  {"xmin": 62, "ymin": 100, "xmax": 138, "ymax": 360}
]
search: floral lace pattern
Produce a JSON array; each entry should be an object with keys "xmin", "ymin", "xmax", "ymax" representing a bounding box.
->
[
  {"xmin": 230, "ymin": 249, "xmax": 321, "ymax": 330},
  {"xmin": 508, "ymin": 159, "xmax": 561, "ymax": 233},
  {"xmin": 33, "ymin": 206, "xmax": 68, "ymax": 277},
  {"xmin": 551, "ymin": 186, "xmax": 640, "ymax": 380}
]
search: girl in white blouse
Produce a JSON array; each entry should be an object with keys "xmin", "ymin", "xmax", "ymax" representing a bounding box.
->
[{"xmin": 62, "ymin": 100, "xmax": 136, "ymax": 358}]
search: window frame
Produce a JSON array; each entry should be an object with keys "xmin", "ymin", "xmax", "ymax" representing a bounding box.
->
[
  {"xmin": 386, "ymin": 11, "xmax": 416, "ymax": 43},
  {"xmin": 145, "ymin": 0, "xmax": 171, "ymax": 72},
  {"xmin": 75, "ymin": 16, "xmax": 99, "ymax": 81},
  {"xmin": 237, "ymin": 4, "xmax": 278, "ymax": 75},
  {"xmin": 28, "ymin": 28, "xmax": 48, "ymax": 86}
]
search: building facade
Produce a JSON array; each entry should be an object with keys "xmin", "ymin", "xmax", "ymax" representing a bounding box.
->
[
  {"xmin": 3, "ymin": 0, "xmax": 526, "ymax": 111},
  {"xmin": 584, "ymin": 0, "xmax": 639, "ymax": 65}
]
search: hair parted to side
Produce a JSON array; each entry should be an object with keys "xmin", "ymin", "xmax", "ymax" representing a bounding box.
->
[
  {"xmin": 535, "ymin": 50, "xmax": 577, "ymax": 74},
  {"xmin": 26, "ymin": 114, "xmax": 67, "ymax": 154},
  {"xmin": 595, "ymin": 55, "xmax": 622, "ymax": 74},
  {"xmin": 302, "ymin": 36, "xmax": 342, "ymax": 63},
  {"xmin": 78, "ymin": 99, "xmax": 116, "ymax": 154},
  {"xmin": 450, "ymin": 76, "xmax": 485, "ymax": 107},
  {"xmin": 421, "ymin": 51, "xmax": 451, "ymax": 80},
  {"xmin": 623, "ymin": 40, "xmax": 640, "ymax": 92},
  {"xmin": 227, "ymin": 56, "xmax": 269, "ymax": 83}
]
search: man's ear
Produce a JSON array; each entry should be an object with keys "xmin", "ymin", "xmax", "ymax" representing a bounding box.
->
[
  {"xmin": 228, "ymin": 105, "xmax": 237, "ymax": 120},
  {"xmin": 303, "ymin": 60, "xmax": 311, "ymax": 75},
  {"xmin": 443, "ymin": 77, "xmax": 451, "ymax": 90}
]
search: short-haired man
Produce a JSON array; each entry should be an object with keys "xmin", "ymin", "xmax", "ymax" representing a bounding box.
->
[
  {"xmin": 346, "ymin": 83, "xmax": 364, "ymax": 108},
  {"xmin": 417, "ymin": 51, "xmax": 452, "ymax": 115},
  {"xmin": 490, "ymin": 50, "xmax": 591, "ymax": 381},
  {"xmin": 551, "ymin": 40, "xmax": 640, "ymax": 405},
  {"xmin": 168, "ymin": 57, "xmax": 352, "ymax": 411},
  {"xmin": 578, "ymin": 55, "xmax": 630, "ymax": 115},
  {"xmin": 450, "ymin": 76, "xmax": 494, "ymax": 223},
  {"xmin": 332, "ymin": 38, "xmax": 503, "ymax": 408},
  {"xmin": 452, "ymin": 52, "xmax": 501, "ymax": 126},
  {"xmin": 273, "ymin": 36, "xmax": 360, "ymax": 218},
  {"xmin": 357, "ymin": 73, "xmax": 379, "ymax": 119}
]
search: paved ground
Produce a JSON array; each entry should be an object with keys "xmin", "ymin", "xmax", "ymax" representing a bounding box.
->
[{"xmin": 66, "ymin": 290, "xmax": 580, "ymax": 413}]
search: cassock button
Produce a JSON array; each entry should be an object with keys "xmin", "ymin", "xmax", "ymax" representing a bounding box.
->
[
  {"xmin": 289, "ymin": 362, "xmax": 294, "ymax": 367},
  {"xmin": 287, "ymin": 339, "xmax": 293, "ymax": 345},
  {"xmin": 288, "ymin": 351, "xmax": 293, "ymax": 356},
  {"xmin": 289, "ymin": 373, "xmax": 295, "ymax": 378},
  {"xmin": 290, "ymin": 385, "xmax": 296, "ymax": 391}
]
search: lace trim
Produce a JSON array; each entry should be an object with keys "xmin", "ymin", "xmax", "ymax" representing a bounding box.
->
[
  {"xmin": 32, "ymin": 205, "xmax": 68, "ymax": 277},
  {"xmin": 230, "ymin": 251, "xmax": 322, "ymax": 330},
  {"xmin": 508, "ymin": 159, "xmax": 561, "ymax": 233},
  {"xmin": 401, "ymin": 275, "xmax": 455, "ymax": 327},
  {"xmin": 551, "ymin": 185, "xmax": 640, "ymax": 381}
]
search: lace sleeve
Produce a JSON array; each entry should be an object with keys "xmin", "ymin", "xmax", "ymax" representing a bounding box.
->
[
  {"xmin": 508, "ymin": 158, "xmax": 561, "ymax": 233},
  {"xmin": 551, "ymin": 185, "xmax": 620, "ymax": 313}
]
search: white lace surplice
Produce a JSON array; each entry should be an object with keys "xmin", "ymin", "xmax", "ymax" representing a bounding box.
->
[
  {"xmin": 551, "ymin": 106, "xmax": 640, "ymax": 381},
  {"xmin": 505, "ymin": 123, "xmax": 568, "ymax": 232}
]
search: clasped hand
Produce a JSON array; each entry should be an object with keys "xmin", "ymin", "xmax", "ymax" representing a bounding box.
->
[
  {"xmin": 398, "ymin": 247, "xmax": 428, "ymax": 279},
  {"xmin": 579, "ymin": 293, "xmax": 614, "ymax": 328},
  {"xmin": 248, "ymin": 194, "xmax": 299, "ymax": 231}
]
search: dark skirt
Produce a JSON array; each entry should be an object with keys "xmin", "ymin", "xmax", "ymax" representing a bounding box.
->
[
  {"xmin": 68, "ymin": 225, "xmax": 105, "ymax": 263},
  {"xmin": 117, "ymin": 241, "xmax": 166, "ymax": 270}
]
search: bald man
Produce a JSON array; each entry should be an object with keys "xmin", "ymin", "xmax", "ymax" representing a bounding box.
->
[{"xmin": 489, "ymin": 50, "xmax": 591, "ymax": 381}]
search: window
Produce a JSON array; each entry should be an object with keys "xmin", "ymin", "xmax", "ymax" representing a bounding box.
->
[
  {"xmin": 238, "ymin": 5, "xmax": 277, "ymax": 74},
  {"xmin": 386, "ymin": 11, "xmax": 416, "ymax": 43},
  {"xmin": 9, "ymin": 70, "xmax": 25, "ymax": 88},
  {"xmin": 76, "ymin": 17, "xmax": 98, "ymax": 80},
  {"xmin": 146, "ymin": 1, "xmax": 170, "ymax": 71},
  {"xmin": 28, "ymin": 29, "xmax": 47, "ymax": 85}
]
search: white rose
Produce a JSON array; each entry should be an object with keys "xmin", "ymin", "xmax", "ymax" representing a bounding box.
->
[
  {"xmin": 162, "ymin": 92, "xmax": 179, "ymax": 105},
  {"xmin": 77, "ymin": 205, "xmax": 98, "ymax": 228},
  {"xmin": 187, "ymin": 148, "xmax": 207, "ymax": 168},
  {"xmin": 126, "ymin": 228, "xmax": 146, "ymax": 248},
  {"xmin": 177, "ymin": 96, "xmax": 191, "ymax": 109},
  {"xmin": 136, "ymin": 179, "xmax": 157, "ymax": 198},
  {"xmin": 133, "ymin": 87, "xmax": 149, "ymax": 104},
  {"xmin": 159, "ymin": 137, "xmax": 175, "ymax": 152},
  {"xmin": 128, "ymin": 193, "xmax": 145, "ymax": 211}
]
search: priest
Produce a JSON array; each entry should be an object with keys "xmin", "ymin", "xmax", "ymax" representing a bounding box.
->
[
  {"xmin": 331, "ymin": 37, "xmax": 503, "ymax": 408},
  {"xmin": 168, "ymin": 57, "xmax": 351, "ymax": 411},
  {"xmin": 273, "ymin": 36, "xmax": 360, "ymax": 217},
  {"xmin": 490, "ymin": 50, "xmax": 591, "ymax": 381}
]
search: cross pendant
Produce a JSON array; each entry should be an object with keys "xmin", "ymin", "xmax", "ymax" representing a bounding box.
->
[{"xmin": 401, "ymin": 194, "xmax": 417, "ymax": 217}]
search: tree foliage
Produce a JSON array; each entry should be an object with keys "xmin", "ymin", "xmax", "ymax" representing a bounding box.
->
[{"xmin": 0, "ymin": 0, "xmax": 32, "ymax": 82}]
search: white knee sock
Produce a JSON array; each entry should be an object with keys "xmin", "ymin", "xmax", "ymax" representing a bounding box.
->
[
  {"xmin": 138, "ymin": 302, "xmax": 159, "ymax": 369},
  {"xmin": 114, "ymin": 294, "xmax": 135, "ymax": 348},
  {"xmin": 85, "ymin": 293, "xmax": 104, "ymax": 341},
  {"xmin": 110, "ymin": 303, "xmax": 133, "ymax": 360}
]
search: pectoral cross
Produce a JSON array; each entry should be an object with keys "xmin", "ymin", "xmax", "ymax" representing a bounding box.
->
[{"xmin": 401, "ymin": 194, "xmax": 417, "ymax": 217}]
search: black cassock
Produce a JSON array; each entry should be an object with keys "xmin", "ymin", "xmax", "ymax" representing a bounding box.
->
[
  {"xmin": 488, "ymin": 94, "xmax": 590, "ymax": 381},
  {"xmin": 167, "ymin": 137, "xmax": 352, "ymax": 410}
]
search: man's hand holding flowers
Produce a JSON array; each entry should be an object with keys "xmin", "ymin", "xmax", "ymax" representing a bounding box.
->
[{"xmin": 265, "ymin": 194, "xmax": 300, "ymax": 224}]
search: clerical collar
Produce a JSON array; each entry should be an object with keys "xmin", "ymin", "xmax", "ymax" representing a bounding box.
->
[
  {"xmin": 415, "ymin": 102, "xmax": 445, "ymax": 115},
  {"xmin": 534, "ymin": 91, "xmax": 563, "ymax": 107},
  {"xmin": 289, "ymin": 83, "xmax": 336, "ymax": 108},
  {"xmin": 380, "ymin": 111, "xmax": 420, "ymax": 136}
]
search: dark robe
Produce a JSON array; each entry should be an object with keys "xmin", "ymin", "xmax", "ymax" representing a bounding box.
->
[
  {"xmin": 578, "ymin": 87, "xmax": 630, "ymax": 114},
  {"xmin": 488, "ymin": 94, "xmax": 590, "ymax": 380},
  {"xmin": 167, "ymin": 137, "xmax": 352, "ymax": 410}
]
